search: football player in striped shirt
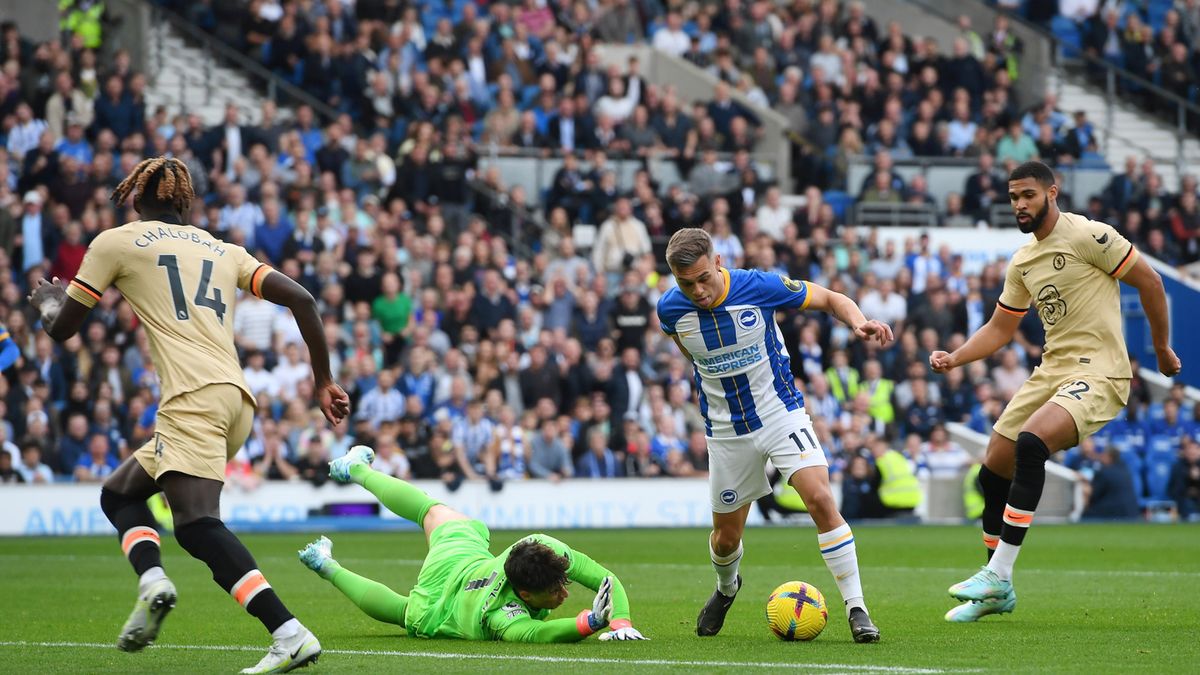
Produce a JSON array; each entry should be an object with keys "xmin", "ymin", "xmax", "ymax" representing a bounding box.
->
[
  {"xmin": 931, "ymin": 161, "xmax": 1179, "ymax": 622},
  {"xmin": 658, "ymin": 228, "xmax": 892, "ymax": 643}
]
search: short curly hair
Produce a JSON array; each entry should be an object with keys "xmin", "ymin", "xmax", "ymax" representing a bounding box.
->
[{"xmin": 504, "ymin": 540, "xmax": 569, "ymax": 594}]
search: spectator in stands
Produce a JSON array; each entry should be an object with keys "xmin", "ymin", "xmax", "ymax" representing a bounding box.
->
[
  {"xmin": 73, "ymin": 432, "xmax": 116, "ymax": 482},
  {"xmin": 0, "ymin": 450, "xmax": 22, "ymax": 484},
  {"xmin": 1081, "ymin": 447, "xmax": 1142, "ymax": 521},
  {"xmin": 1170, "ymin": 438, "xmax": 1200, "ymax": 521},
  {"xmin": 591, "ymin": 196, "xmax": 650, "ymax": 283},
  {"xmin": 995, "ymin": 120, "xmax": 1038, "ymax": 164},
  {"xmin": 16, "ymin": 440, "xmax": 53, "ymax": 484},
  {"xmin": 529, "ymin": 417, "xmax": 572, "ymax": 481},
  {"xmin": 917, "ymin": 424, "xmax": 971, "ymax": 479}
]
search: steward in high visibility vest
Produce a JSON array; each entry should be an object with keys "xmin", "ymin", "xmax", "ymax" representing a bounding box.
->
[
  {"xmin": 963, "ymin": 464, "xmax": 984, "ymax": 520},
  {"xmin": 60, "ymin": 0, "xmax": 105, "ymax": 49},
  {"xmin": 872, "ymin": 447, "xmax": 921, "ymax": 510}
]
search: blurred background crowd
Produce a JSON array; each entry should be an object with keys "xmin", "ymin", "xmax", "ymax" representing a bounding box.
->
[{"xmin": 0, "ymin": 0, "xmax": 1198, "ymax": 523}]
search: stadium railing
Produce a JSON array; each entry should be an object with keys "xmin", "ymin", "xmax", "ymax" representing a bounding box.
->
[
  {"xmin": 845, "ymin": 157, "xmax": 1114, "ymax": 212},
  {"xmin": 144, "ymin": 1, "xmax": 340, "ymax": 124},
  {"xmin": 852, "ymin": 202, "xmax": 940, "ymax": 228},
  {"xmin": 592, "ymin": 43, "xmax": 792, "ymax": 190}
]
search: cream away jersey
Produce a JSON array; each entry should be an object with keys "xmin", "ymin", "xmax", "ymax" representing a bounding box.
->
[
  {"xmin": 66, "ymin": 219, "xmax": 272, "ymax": 405},
  {"xmin": 996, "ymin": 211, "xmax": 1138, "ymax": 378}
]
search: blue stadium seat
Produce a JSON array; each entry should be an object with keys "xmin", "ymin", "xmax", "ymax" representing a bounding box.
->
[
  {"xmin": 1050, "ymin": 16, "xmax": 1082, "ymax": 59},
  {"xmin": 1144, "ymin": 452, "xmax": 1175, "ymax": 504},
  {"xmin": 1119, "ymin": 450, "xmax": 1146, "ymax": 507},
  {"xmin": 823, "ymin": 190, "xmax": 852, "ymax": 219}
]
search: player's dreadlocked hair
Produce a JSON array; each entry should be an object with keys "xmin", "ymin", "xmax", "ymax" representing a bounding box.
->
[
  {"xmin": 110, "ymin": 156, "xmax": 195, "ymax": 215},
  {"xmin": 504, "ymin": 540, "xmax": 570, "ymax": 594}
]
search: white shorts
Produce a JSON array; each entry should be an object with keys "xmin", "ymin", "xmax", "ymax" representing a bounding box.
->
[{"xmin": 708, "ymin": 408, "xmax": 829, "ymax": 513}]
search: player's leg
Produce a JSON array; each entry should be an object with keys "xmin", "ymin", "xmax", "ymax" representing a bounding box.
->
[
  {"xmin": 696, "ymin": 504, "xmax": 750, "ymax": 636},
  {"xmin": 103, "ymin": 455, "xmax": 176, "ymax": 652},
  {"xmin": 979, "ymin": 432, "xmax": 1017, "ymax": 561},
  {"xmin": 788, "ymin": 466, "xmax": 879, "ymax": 643},
  {"xmin": 162, "ymin": 472, "xmax": 319, "ymax": 672},
  {"xmin": 951, "ymin": 401, "xmax": 1077, "ymax": 602},
  {"xmin": 298, "ymin": 536, "xmax": 408, "ymax": 626},
  {"xmin": 328, "ymin": 444, "xmax": 460, "ymax": 543},
  {"xmin": 945, "ymin": 431, "xmax": 1020, "ymax": 622}
]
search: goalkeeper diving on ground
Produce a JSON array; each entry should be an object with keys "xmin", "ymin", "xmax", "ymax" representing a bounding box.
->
[{"xmin": 298, "ymin": 445, "xmax": 647, "ymax": 642}]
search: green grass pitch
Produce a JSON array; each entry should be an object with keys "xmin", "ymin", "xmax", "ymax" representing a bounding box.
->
[{"xmin": 2, "ymin": 524, "xmax": 1198, "ymax": 673}]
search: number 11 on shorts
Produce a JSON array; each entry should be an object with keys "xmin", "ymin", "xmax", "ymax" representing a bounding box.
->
[{"xmin": 790, "ymin": 429, "xmax": 817, "ymax": 453}]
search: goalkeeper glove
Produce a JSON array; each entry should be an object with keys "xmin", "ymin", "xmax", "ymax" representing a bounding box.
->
[
  {"xmin": 585, "ymin": 576, "xmax": 613, "ymax": 632},
  {"xmin": 599, "ymin": 620, "xmax": 648, "ymax": 641}
]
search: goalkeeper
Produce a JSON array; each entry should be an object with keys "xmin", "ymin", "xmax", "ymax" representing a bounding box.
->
[{"xmin": 298, "ymin": 445, "xmax": 648, "ymax": 642}]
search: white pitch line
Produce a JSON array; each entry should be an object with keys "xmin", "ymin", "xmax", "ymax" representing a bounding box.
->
[
  {"xmin": 2, "ymin": 553, "xmax": 1198, "ymax": 578},
  {"xmin": 0, "ymin": 640, "xmax": 954, "ymax": 673}
]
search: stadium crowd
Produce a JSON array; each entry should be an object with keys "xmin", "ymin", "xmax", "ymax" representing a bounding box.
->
[{"xmin": 0, "ymin": 1, "xmax": 1198, "ymax": 521}]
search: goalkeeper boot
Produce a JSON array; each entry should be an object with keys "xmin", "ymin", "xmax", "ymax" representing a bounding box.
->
[
  {"xmin": 848, "ymin": 607, "xmax": 880, "ymax": 643},
  {"xmin": 696, "ymin": 575, "xmax": 740, "ymax": 636},
  {"xmin": 117, "ymin": 576, "xmax": 177, "ymax": 652},
  {"xmin": 945, "ymin": 588, "xmax": 1017, "ymax": 623},
  {"xmin": 949, "ymin": 566, "xmax": 1013, "ymax": 602},
  {"xmin": 298, "ymin": 536, "xmax": 338, "ymax": 580},
  {"xmin": 239, "ymin": 626, "xmax": 321, "ymax": 674},
  {"xmin": 328, "ymin": 445, "xmax": 375, "ymax": 484}
]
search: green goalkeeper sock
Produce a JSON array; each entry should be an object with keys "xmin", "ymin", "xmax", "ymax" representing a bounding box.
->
[
  {"xmin": 329, "ymin": 566, "xmax": 409, "ymax": 626},
  {"xmin": 350, "ymin": 464, "xmax": 440, "ymax": 525}
]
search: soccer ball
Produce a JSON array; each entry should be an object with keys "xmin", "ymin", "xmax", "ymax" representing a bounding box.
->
[{"xmin": 766, "ymin": 581, "xmax": 828, "ymax": 641}]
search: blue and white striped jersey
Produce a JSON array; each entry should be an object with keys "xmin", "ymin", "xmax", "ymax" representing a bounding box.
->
[{"xmin": 657, "ymin": 268, "xmax": 810, "ymax": 439}]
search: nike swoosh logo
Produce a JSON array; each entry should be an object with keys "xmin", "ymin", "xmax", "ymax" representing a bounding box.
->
[
  {"xmin": 1093, "ymin": 233, "xmax": 1109, "ymax": 245},
  {"xmin": 1020, "ymin": 269, "xmax": 1029, "ymax": 276}
]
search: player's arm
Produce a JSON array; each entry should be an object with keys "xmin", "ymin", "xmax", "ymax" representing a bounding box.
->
[
  {"xmin": 930, "ymin": 305, "xmax": 1023, "ymax": 373},
  {"xmin": 803, "ymin": 281, "xmax": 893, "ymax": 346},
  {"xmin": 670, "ymin": 334, "xmax": 693, "ymax": 361},
  {"xmin": 35, "ymin": 231, "xmax": 121, "ymax": 343},
  {"xmin": 493, "ymin": 614, "xmax": 594, "ymax": 643},
  {"xmin": 1119, "ymin": 256, "xmax": 1181, "ymax": 376},
  {"xmin": 933, "ymin": 258, "xmax": 1028, "ymax": 373},
  {"xmin": 0, "ymin": 325, "xmax": 20, "ymax": 371},
  {"xmin": 527, "ymin": 534, "xmax": 645, "ymax": 640},
  {"xmin": 257, "ymin": 270, "xmax": 351, "ymax": 424}
]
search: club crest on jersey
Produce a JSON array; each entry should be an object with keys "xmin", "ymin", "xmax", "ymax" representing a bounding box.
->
[
  {"xmin": 780, "ymin": 276, "xmax": 804, "ymax": 292},
  {"xmin": 1053, "ymin": 253, "xmax": 1065, "ymax": 270},
  {"xmin": 720, "ymin": 489, "xmax": 738, "ymax": 505},
  {"xmin": 737, "ymin": 309, "xmax": 758, "ymax": 329}
]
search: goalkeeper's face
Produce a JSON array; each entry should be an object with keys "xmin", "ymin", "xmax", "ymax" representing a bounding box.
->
[{"xmin": 519, "ymin": 582, "xmax": 570, "ymax": 610}]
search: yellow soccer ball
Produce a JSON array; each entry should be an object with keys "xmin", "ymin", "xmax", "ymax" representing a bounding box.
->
[{"xmin": 766, "ymin": 581, "xmax": 828, "ymax": 641}]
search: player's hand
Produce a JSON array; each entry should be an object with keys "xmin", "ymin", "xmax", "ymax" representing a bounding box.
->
[
  {"xmin": 588, "ymin": 576, "xmax": 614, "ymax": 630},
  {"xmin": 930, "ymin": 350, "xmax": 955, "ymax": 373},
  {"xmin": 1156, "ymin": 346, "xmax": 1182, "ymax": 377},
  {"xmin": 854, "ymin": 319, "xmax": 893, "ymax": 347},
  {"xmin": 27, "ymin": 276, "xmax": 66, "ymax": 310},
  {"xmin": 599, "ymin": 623, "xmax": 648, "ymax": 641},
  {"xmin": 318, "ymin": 381, "xmax": 351, "ymax": 426}
]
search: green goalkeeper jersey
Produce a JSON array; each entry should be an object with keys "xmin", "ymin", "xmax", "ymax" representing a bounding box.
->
[{"xmin": 406, "ymin": 532, "xmax": 631, "ymax": 642}]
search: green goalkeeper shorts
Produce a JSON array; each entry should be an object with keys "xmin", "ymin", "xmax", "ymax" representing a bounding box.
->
[{"xmin": 404, "ymin": 519, "xmax": 493, "ymax": 635}]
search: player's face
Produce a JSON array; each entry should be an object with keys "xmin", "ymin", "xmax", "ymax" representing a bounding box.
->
[
  {"xmin": 671, "ymin": 253, "xmax": 725, "ymax": 308},
  {"xmin": 1008, "ymin": 178, "xmax": 1057, "ymax": 233},
  {"xmin": 521, "ymin": 583, "xmax": 570, "ymax": 610}
]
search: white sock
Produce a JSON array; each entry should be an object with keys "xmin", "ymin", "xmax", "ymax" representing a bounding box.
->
[
  {"xmin": 710, "ymin": 540, "xmax": 742, "ymax": 597},
  {"xmin": 272, "ymin": 618, "xmax": 302, "ymax": 641},
  {"xmin": 138, "ymin": 566, "xmax": 166, "ymax": 591},
  {"xmin": 986, "ymin": 541, "xmax": 1021, "ymax": 581},
  {"xmin": 818, "ymin": 524, "xmax": 866, "ymax": 617}
]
